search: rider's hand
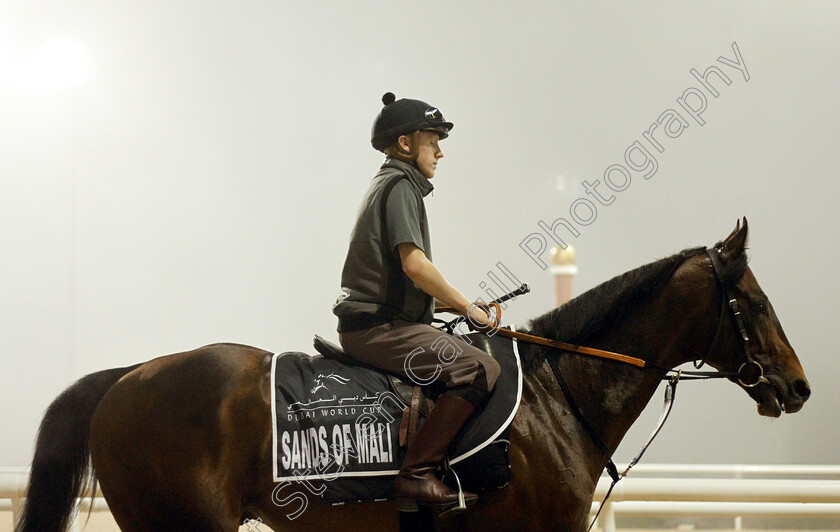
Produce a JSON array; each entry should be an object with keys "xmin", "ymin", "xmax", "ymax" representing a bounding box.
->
[
  {"xmin": 466, "ymin": 302, "xmax": 501, "ymax": 333},
  {"xmin": 469, "ymin": 306, "xmax": 490, "ymax": 326}
]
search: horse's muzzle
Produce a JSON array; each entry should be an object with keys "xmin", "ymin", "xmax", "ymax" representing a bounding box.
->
[{"xmin": 753, "ymin": 373, "xmax": 810, "ymax": 417}]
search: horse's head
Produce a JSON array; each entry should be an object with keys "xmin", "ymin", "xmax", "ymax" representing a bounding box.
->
[{"xmin": 692, "ymin": 218, "xmax": 811, "ymax": 417}]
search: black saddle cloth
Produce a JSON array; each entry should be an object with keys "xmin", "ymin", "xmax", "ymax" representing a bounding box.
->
[{"xmin": 270, "ymin": 330, "xmax": 522, "ymax": 504}]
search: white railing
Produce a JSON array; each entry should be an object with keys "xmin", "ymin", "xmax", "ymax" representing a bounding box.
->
[
  {"xmin": 4, "ymin": 465, "xmax": 840, "ymax": 531},
  {"xmin": 606, "ymin": 463, "xmax": 840, "ymax": 478},
  {"xmin": 590, "ymin": 464, "xmax": 840, "ymax": 532},
  {"xmin": 0, "ymin": 468, "xmax": 109, "ymax": 532}
]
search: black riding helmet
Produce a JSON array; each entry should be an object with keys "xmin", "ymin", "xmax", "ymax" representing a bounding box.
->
[{"xmin": 371, "ymin": 92, "xmax": 454, "ymax": 152}]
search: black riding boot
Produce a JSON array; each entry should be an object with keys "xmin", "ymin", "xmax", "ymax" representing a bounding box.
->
[{"xmin": 392, "ymin": 393, "xmax": 479, "ymax": 513}]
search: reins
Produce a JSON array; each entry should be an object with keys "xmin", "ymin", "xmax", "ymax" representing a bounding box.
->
[
  {"xmin": 496, "ymin": 327, "xmax": 711, "ymax": 532},
  {"xmin": 493, "ymin": 328, "xmax": 646, "ymax": 367},
  {"xmin": 493, "ymin": 327, "xmax": 736, "ymax": 381},
  {"xmin": 433, "ymin": 246, "xmax": 768, "ymax": 531}
]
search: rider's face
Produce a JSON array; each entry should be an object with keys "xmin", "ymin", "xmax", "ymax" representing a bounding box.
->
[{"xmin": 414, "ymin": 131, "xmax": 444, "ymax": 180}]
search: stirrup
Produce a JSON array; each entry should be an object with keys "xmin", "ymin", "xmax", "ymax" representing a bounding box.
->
[
  {"xmin": 437, "ymin": 467, "xmax": 469, "ymax": 518},
  {"xmin": 392, "ymin": 468, "xmax": 475, "ymax": 516}
]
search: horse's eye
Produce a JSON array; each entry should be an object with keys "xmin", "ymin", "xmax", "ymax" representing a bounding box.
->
[{"xmin": 752, "ymin": 301, "xmax": 766, "ymax": 314}]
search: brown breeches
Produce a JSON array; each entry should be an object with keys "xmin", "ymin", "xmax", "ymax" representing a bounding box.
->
[{"xmin": 338, "ymin": 320, "xmax": 500, "ymax": 406}]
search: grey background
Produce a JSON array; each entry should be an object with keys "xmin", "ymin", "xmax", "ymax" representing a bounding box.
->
[{"xmin": 2, "ymin": 2, "xmax": 837, "ymax": 467}]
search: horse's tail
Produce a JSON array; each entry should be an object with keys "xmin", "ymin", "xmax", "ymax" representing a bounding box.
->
[{"xmin": 15, "ymin": 363, "xmax": 143, "ymax": 532}]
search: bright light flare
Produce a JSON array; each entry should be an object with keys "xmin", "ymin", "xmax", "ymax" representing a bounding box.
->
[
  {"xmin": 39, "ymin": 38, "xmax": 89, "ymax": 88},
  {"xmin": 0, "ymin": 35, "xmax": 89, "ymax": 90}
]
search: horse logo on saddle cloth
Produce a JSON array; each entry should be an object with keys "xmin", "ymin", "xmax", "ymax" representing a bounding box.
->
[{"xmin": 270, "ymin": 330, "xmax": 522, "ymax": 505}]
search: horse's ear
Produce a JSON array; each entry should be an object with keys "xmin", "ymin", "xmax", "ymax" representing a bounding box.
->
[
  {"xmin": 724, "ymin": 219, "xmax": 741, "ymax": 242},
  {"xmin": 719, "ymin": 217, "xmax": 748, "ymax": 264}
]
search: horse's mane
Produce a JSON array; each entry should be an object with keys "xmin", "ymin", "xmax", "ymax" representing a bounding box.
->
[{"xmin": 522, "ymin": 243, "xmax": 747, "ymax": 374}]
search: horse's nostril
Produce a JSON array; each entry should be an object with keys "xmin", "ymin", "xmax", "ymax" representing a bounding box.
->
[{"xmin": 792, "ymin": 379, "xmax": 811, "ymax": 400}]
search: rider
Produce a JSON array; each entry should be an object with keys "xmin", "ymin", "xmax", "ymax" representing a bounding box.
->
[{"xmin": 333, "ymin": 92, "xmax": 501, "ymax": 513}]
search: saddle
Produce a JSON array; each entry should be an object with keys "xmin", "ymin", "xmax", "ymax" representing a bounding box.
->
[
  {"xmin": 312, "ymin": 335, "xmax": 432, "ymax": 446},
  {"xmin": 269, "ymin": 332, "xmax": 522, "ymax": 505}
]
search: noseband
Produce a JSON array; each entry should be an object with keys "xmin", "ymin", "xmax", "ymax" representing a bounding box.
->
[
  {"xmin": 435, "ymin": 247, "xmax": 773, "ymax": 531},
  {"xmin": 703, "ymin": 246, "xmax": 769, "ymax": 388},
  {"xmin": 488, "ymin": 247, "xmax": 769, "ymax": 387},
  {"xmin": 579, "ymin": 246, "xmax": 771, "ymax": 531}
]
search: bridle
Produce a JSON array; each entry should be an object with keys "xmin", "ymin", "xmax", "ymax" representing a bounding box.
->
[
  {"xmin": 539, "ymin": 246, "xmax": 769, "ymax": 531},
  {"xmin": 703, "ymin": 245, "xmax": 769, "ymax": 388},
  {"xmin": 434, "ymin": 246, "xmax": 772, "ymax": 531},
  {"xmin": 486, "ymin": 246, "xmax": 768, "ymax": 387}
]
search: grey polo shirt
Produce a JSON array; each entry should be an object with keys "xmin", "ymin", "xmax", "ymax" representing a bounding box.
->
[{"xmin": 333, "ymin": 158, "xmax": 434, "ymax": 332}]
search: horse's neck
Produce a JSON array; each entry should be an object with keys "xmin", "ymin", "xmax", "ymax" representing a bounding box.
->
[
  {"xmin": 518, "ymin": 346, "xmax": 662, "ymax": 453},
  {"xmin": 515, "ymin": 303, "xmax": 695, "ymax": 477},
  {"xmin": 497, "ymin": 261, "xmax": 718, "ymax": 527}
]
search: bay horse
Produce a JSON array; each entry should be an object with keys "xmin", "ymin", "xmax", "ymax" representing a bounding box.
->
[{"xmin": 16, "ymin": 219, "xmax": 810, "ymax": 532}]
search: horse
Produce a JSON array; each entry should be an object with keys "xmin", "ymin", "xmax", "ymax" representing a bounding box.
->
[{"xmin": 15, "ymin": 219, "xmax": 810, "ymax": 532}]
